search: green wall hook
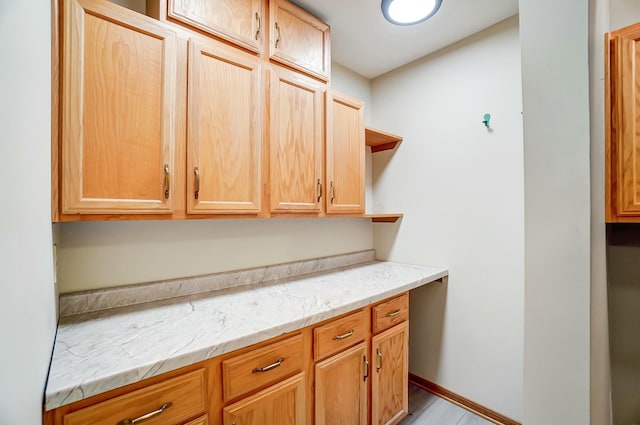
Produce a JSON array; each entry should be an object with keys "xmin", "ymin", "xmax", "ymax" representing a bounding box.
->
[{"xmin": 482, "ymin": 113, "xmax": 491, "ymax": 128}]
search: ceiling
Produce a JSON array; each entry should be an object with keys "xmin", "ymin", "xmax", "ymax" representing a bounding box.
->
[{"xmin": 290, "ymin": 0, "xmax": 519, "ymax": 79}]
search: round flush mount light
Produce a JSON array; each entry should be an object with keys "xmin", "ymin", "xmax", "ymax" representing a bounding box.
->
[{"xmin": 381, "ymin": 0, "xmax": 443, "ymax": 26}]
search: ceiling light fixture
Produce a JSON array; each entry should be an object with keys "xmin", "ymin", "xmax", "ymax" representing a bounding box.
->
[{"xmin": 381, "ymin": 0, "xmax": 443, "ymax": 26}]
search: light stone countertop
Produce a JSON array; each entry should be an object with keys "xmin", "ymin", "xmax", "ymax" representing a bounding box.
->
[{"xmin": 45, "ymin": 260, "xmax": 448, "ymax": 411}]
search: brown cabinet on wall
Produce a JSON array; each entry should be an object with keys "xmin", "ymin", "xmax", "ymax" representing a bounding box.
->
[
  {"xmin": 269, "ymin": 0, "xmax": 331, "ymax": 81},
  {"xmin": 168, "ymin": 0, "xmax": 265, "ymax": 53},
  {"xmin": 607, "ymin": 22, "xmax": 640, "ymax": 222},
  {"xmin": 54, "ymin": 0, "xmax": 391, "ymax": 223},
  {"xmin": 269, "ymin": 65, "xmax": 326, "ymax": 214},
  {"xmin": 60, "ymin": 0, "xmax": 181, "ymax": 216},
  {"xmin": 326, "ymin": 90, "xmax": 365, "ymax": 214},
  {"xmin": 186, "ymin": 37, "xmax": 264, "ymax": 215}
]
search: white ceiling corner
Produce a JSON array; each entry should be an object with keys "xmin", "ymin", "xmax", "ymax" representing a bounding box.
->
[{"xmin": 290, "ymin": 0, "xmax": 519, "ymax": 79}]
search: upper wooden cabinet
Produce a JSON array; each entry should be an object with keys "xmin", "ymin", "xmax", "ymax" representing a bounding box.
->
[
  {"xmin": 606, "ymin": 23, "xmax": 640, "ymax": 222},
  {"xmin": 168, "ymin": 0, "xmax": 264, "ymax": 53},
  {"xmin": 60, "ymin": 0, "xmax": 179, "ymax": 215},
  {"xmin": 269, "ymin": 0, "xmax": 331, "ymax": 81},
  {"xmin": 186, "ymin": 37, "xmax": 264, "ymax": 215},
  {"xmin": 269, "ymin": 65, "xmax": 325, "ymax": 214},
  {"xmin": 326, "ymin": 90, "xmax": 365, "ymax": 214}
]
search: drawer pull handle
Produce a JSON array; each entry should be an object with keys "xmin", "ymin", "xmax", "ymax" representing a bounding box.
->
[
  {"xmin": 376, "ymin": 348, "xmax": 383, "ymax": 372},
  {"xmin": 333, "ymin": 329, "xmax": 354, "ymax": 340},
  {"xmin": 117, "ymin": 402, "xmax": 173, "ymax": 425},
  {"xmin": 386, "ymin": 309, "xmax": 401, "ymax": 318},
  {"xmin": 252, "ymin": 357, "xmax": 284, "ymax": 373}
]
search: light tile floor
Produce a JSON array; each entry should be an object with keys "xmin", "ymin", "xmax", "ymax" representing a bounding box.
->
[{"xmin": 399, "ymin": 384, "xmax": 495, "ymax": 425}]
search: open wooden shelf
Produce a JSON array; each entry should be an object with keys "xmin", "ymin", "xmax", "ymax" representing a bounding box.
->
[
  {"xmin": 365, "ymin": 127, "xmax": 403, "ymax": 153},
  {"xmin": 364, "ymin": 214, "xmax": 403, "ymax": 223}
]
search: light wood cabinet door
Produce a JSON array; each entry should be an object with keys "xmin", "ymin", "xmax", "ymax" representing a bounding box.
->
[
  {"xmin": 607, "ymin": 23, "xmax": 640, "ymax": 221},
  {"xmin": 371, "ymin": 322, "xmax": 409, "ymax": 425},
  {"xmin": 269, "ymin": 0, "xmax": 330, "ymax": 81},
  {"xmin": 187, "ymin": 38, "xmax": 263, "ymax": 214},
  {"xmin": 223, "ymin": 373, "xmax": 306, "ymax": 425},
  {"xmin": 269, "ymin": 66, "xmax": 325, "ymax": 214},
  {"xmin": 61, "ymin": 0, "xmax": 178, "ymax": 215},
  {"xmin": 315, "ymin": 343, "xmax": 368, "ymax": 425},
  {"xmin": 184, "ymin": 415, "xmax": 208, "ymax": 425},
  {"xmin": 326, "ymin": 90, "xmax": 365, "ymax": 214},
  {"xmin": 168, "ymin": 0, "xmax": 263, "ymax": 53}
]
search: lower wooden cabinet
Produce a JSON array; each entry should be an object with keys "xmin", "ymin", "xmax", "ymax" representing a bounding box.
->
[
  {"xmin": 371, "ymin": 321, "xmax": 409, "ymax": 425},
  {"xmin": 45, "ymin": 294, "xmax": 410, "ymax": 425},
  {"xmin": 315, "ymin": 342, "xmax": 368, "ymax": 425},
  {"xmin": 223, "ymin": 373, "xmax": 306, "ymax": 425},
  {"xmin": 186, "ymin": 415, "xmax": 209, "ymax": 425},
  {"xmin": 60, "ymin": 369, "xmax": 207, "ymax": 425}
]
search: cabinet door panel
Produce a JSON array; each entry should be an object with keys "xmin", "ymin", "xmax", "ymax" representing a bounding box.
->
[
  {"xmin": 326, "ymin": 91, "xmax": 365, "ymax": 214},
  {"xmin": 371, "ymin": 322, "xmax": 409, "ymax": 425},
  {"xmin": 315, "ymin": 343, "xmax": 367, "ymax": 425},
  {"xmin": 223, "ymin": 373, "xmax": 306, "ymax": 425},
  {"xmin": 612, "ymin": 29, "xmax": 640, "ymax": 216},
  {"xmin": 269, "ymin": 0, "xmax": 330, "ymax": 81},
  {"xmin": 169, "ymin": 0, "xmax": 263, "ymax": 53},
  {"xmin": 270, "ymin": 66, "xmax": 325, "ymax": 213},
  {"xmin": 62, "ymin": 0, "xmax": 177, "ymax": 214},
  {"xmin": 187, "ymin": 38, "xmax": 262, "ymax": 214}
]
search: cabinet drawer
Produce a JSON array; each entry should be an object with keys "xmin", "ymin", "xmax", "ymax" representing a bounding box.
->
[
  {"xmin": 222, "ymin": 334, "xmax": 304, "ymax": 401},
  {"xmin": 63, "ymin": 369, "xmax": 206, "ymax": 425},
  {"xmin": 372, "ymin": 294, "xmax": 408, "ymax": 334},
  {"xmin": 314, "ymin": 310, "xmax": 367, "ymax": 361}
]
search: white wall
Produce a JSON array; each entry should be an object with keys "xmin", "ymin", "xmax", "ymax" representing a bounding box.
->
[
  {"xmin": 371, "ymin": 17, "xmax": 524, "ymax": 421},
  {"xmin": 590, "ymin": 0, "xmax": 612, "ymax": 423},
  {"xmin": 519, "ymin": 0, "xmax": 591, "ymax": 424},
  {"xmin": 0, "ymin": 1, "xmax": 58, "ymax": 424},
  {"xmin": 56, "ymin": 66, "xmax": 374, "ymax": 293},
  {"xmin": 58, "ymin": 218, "xmax": 373, "ymax": 291}
]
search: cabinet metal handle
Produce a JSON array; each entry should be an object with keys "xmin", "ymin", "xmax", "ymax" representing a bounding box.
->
[
  {"xmin": 330, "ymin": 181, "xmax": 335, "ymax": 203},
  {"xmin": 117, "ymin": 402, "xmax": 173, "ymax": 425},
  {"xmin": 317, "ymin": 179, "xmax": 322, "ymax": 202},
  {"xmin": 275, "ymin": 22, "xmax": 281, "ymax": 48},
  {"xmin": 386, "ymin": 309, "xmax": 401, "ymax": 318},
  {"xmin": 376, "ymin": 348, "xmax": 382, "ymax": 372},
  {"xmin": 333, "ymin": 329, "xmax": 354, "ymax": 340},
  {"xmin": 363, "ymin": 355, "xmax": 369, "ymax": 381},
  {"xmin": 252, "ymin": 357, "xmax": 284, "ymax": 373},
  {"xmin": 194, "ymin": 167, "xmax": 200, "ymax": 200},
  {"xmin": 255, "ymin": 12, "xmax": 261, "ymax": 40},
  {"xmin": 163, "ymin": 164, "xmax": 170, "ymax": 199}
]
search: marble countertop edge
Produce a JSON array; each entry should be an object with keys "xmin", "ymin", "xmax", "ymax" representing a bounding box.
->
[{"xmin": 45, "ymin": 261, "xmax": 448, "ymax": 411}]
